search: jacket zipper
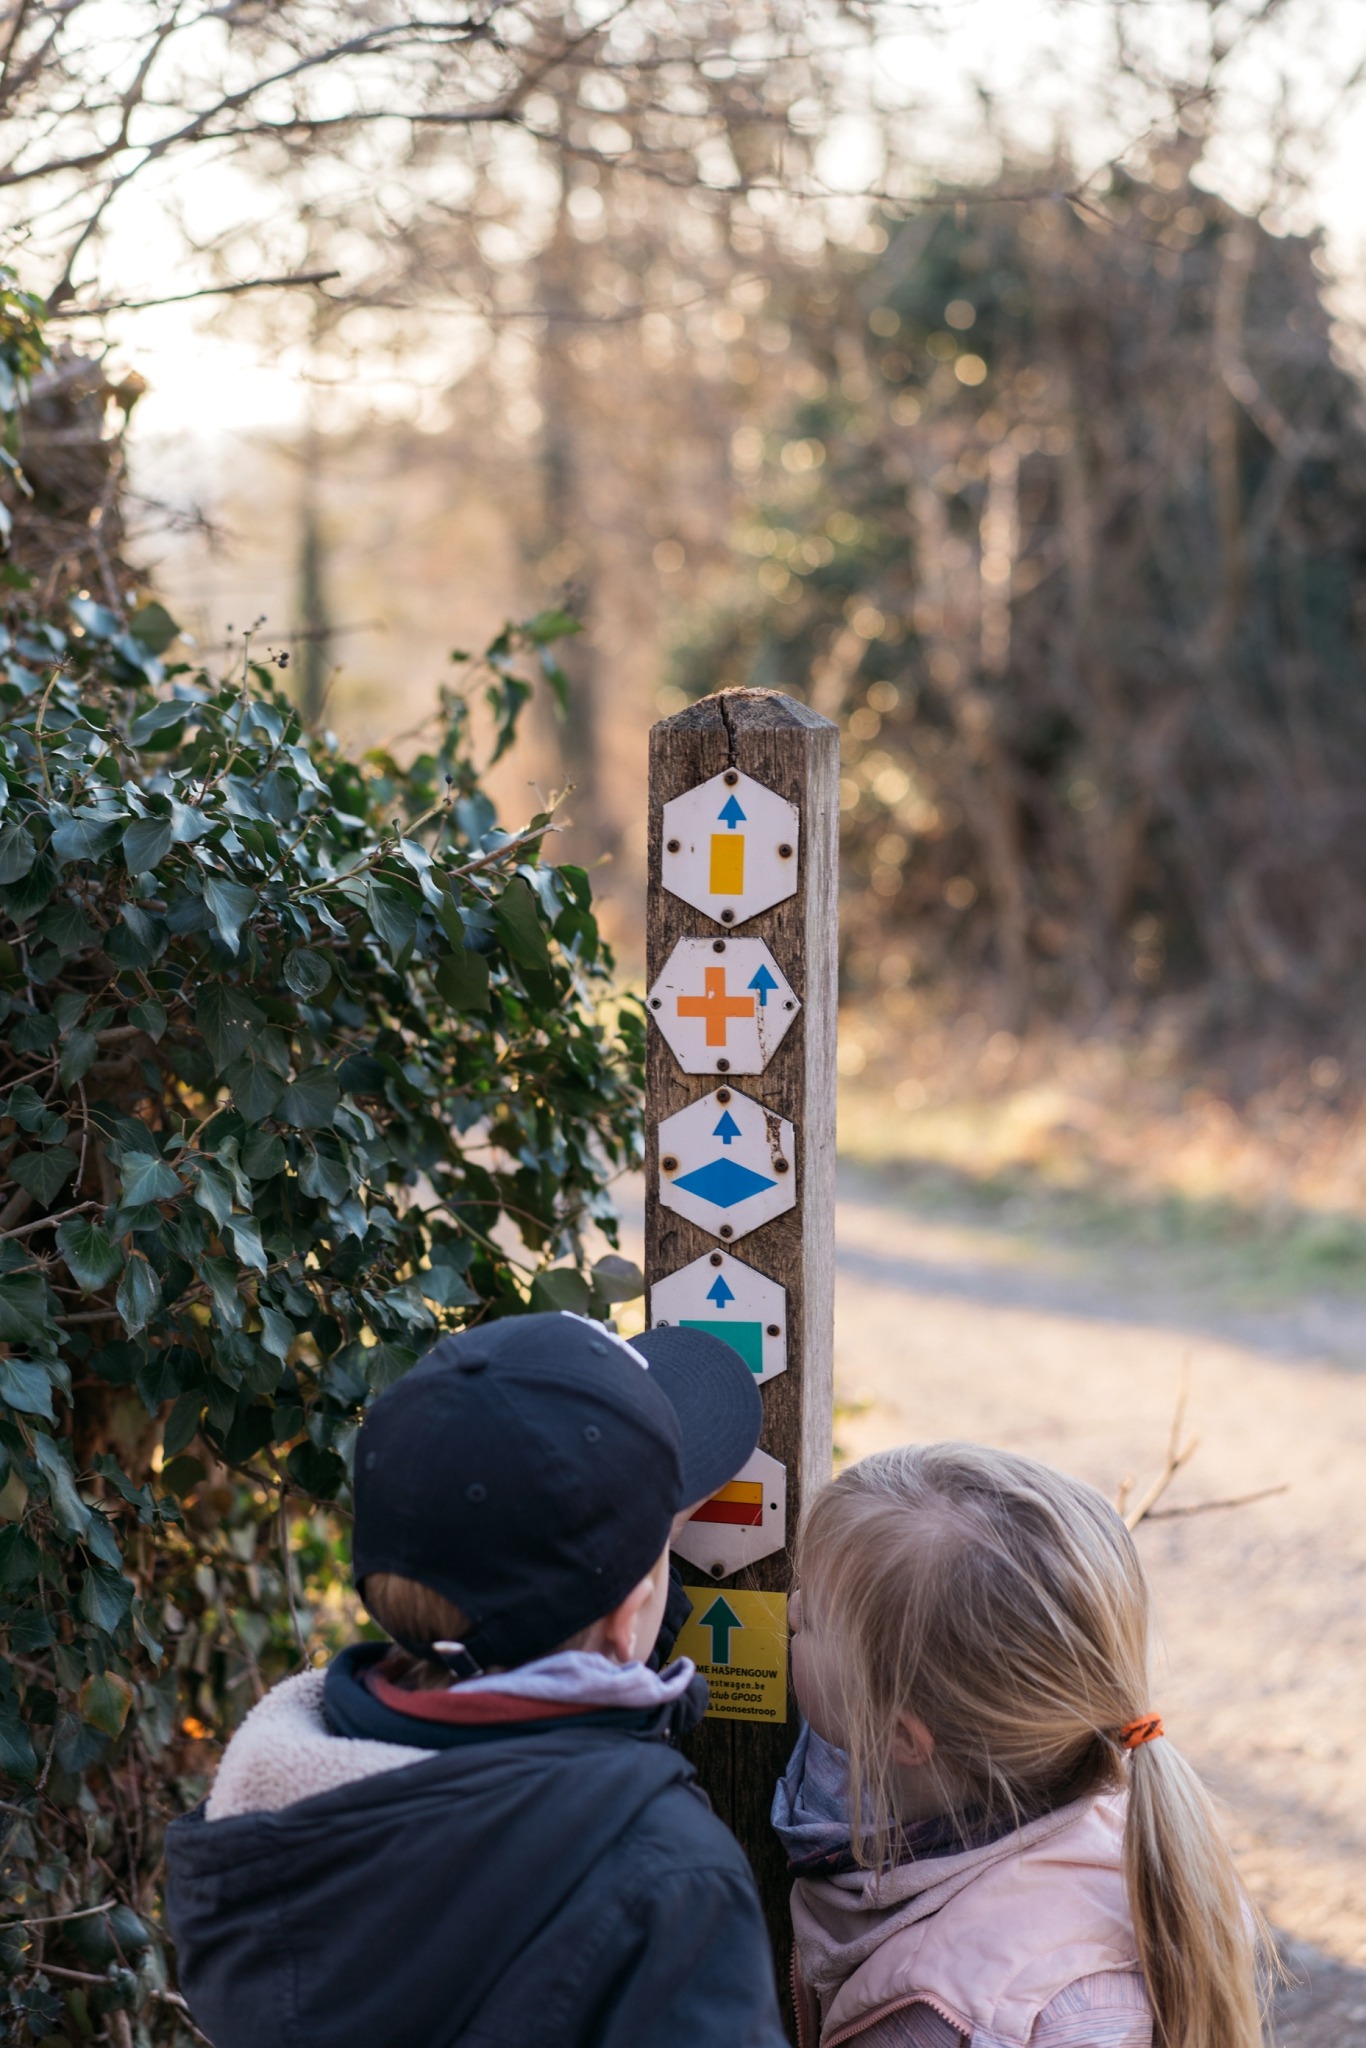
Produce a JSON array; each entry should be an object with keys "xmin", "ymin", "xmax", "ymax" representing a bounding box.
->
[{"xmin": 823, "ymin": 1991, "xmax": 974, "ymax": 2047}]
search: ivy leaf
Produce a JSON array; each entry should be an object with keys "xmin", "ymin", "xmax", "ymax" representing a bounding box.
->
[
  {"xmin": 241, "ymin": 1129, "xmax": 287, "ymax": 1179},
  {"xmin": 130, "ymin": 996, "xmax": 167, "ymax": 1040},
  {"xmin": 118, "ymin": 1151, "xmax": 181, "ymax": 1207},
  {"xmin": 128, "ymin": 601, "xmax": 180, "ymax": 654},
  {"xmin": 0, "ymin": 817, "xmax": 36, "ymax": 883},
  {"xmin": 199, "ymin": 1257, "xmax": 243, "ymax": 1330},
  {"xmin": 494, "ymin": 876, "xmax": 552, "ymax": 974},
  {"xmin": 529, "ymin": 1267, "xmax": 592, "ymax": 1316},
  {"xmin": 196, "ymin": 983, "xmax": 264, "ymax": 1067},
  {"xmin": 224, "ymin": 1054, "xmax": 284, "ymax": 1122},
  {"xmin": 284, "ymin": 946, "xmax": 331, "ymax": 998},
  {"xmin": 33, "ymin": 1430, "xmax": 91, "ymax": 1535},
  {"xmin": 59, "ymin": 1025, "xmax": 99, "ymax": 1086},
  {"xmin": 8, "ymin": 1146, "xmax": 75, "ymax": 1206},
  {"xmin": 0, "ymin": 1356, "xmax": 55, "ymax": 1419},
  {"xmin": 0, "ymin": 1271, "xmax": 52, "ymax": 1342},
  {"xmin": 187, "ymin": 1158, "xmax": 234, "ymax": 1228},
  {"xmin": 258, "ymin": 1304, "xmax": 295, "ymax": 1361},
  {"xmin": 122, "ymin": 814, "xmax": 174, "ymax": 872},
  {"xmin": 590, "ymin": 1254, "xmax": 646, "ymax": 1304},
  {"xmin": 78, "ymin": 1564, "xmax": 134, "ymax": 1635},
  {"xmin": 49, "ymin": 808, "xmax": 122, "ymax": 864},
  {"xmin": 56, "ymin": 1218, "xmax": 123, "ymax": 1292},
  {"xmin": 434, "ymin": 947, "xmax": 491, "ymax": 1012},
  {"xmin": 115, "ymin": 1253, "xmax": 162, "ymax": 1337},
  {"xmin": 279, "ymin": 1068, "xmax": 340, "ymax": 1130},
  {"xmin": 79, "ymin": 1670, "xmax": 134, "ymax": 1738},
  {"xmin": 161, "ymin": 1391, "xmax": 203, "ymax": 1459},
  {"xmin": 203, "ymin": 874, "xmax": 259, "ymax": 955},
  {"xmin": 286, "ymin": 1440, "xmax": 345, "ymax": 1499},
  {"xmin": 0, "ymin": 1704, "xmax": 36, "ymax": 1783},
  {"xmin": 227, "ymin": 1215, "xmax": 268, "ymax": 1275}
]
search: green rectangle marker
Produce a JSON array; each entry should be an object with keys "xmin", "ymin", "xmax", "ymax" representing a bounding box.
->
[{"xmin": 681, "ymin": 1318, "xmax": 764, "ymax": 1375}]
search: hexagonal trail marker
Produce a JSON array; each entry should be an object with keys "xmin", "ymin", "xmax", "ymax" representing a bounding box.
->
[
  {"xmin": 657, "ymin": 1085, "xmax": 796, "ymax": 1244},
  {"xmin": 647, "ymin": 937, "xmax": 800, "ymax": 1075},
  {"xmin": 649, "ymin": 1250, "xmax": 786, "ymax": 1385},
  {"xmin": 671, "ymin": 1446, "xmax": 787, "ymax": 1578},
  {"xmin": 662, "ymin": 768, "xmax": 799, "ymax": 928}
]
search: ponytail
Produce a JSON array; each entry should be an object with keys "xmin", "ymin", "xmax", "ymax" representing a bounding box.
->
[{"xmin": 1126, "ymin": 1738, "xmax": 1268, "ymax": 2048}]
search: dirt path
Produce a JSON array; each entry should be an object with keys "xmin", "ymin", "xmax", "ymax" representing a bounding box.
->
[{"xmin": 830, "ymin": 1170, "xmax": 1366, "ymax": 2043}]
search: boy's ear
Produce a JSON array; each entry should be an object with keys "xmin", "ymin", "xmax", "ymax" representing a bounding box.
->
[
  {"xmin": 891, "ymin": 1712, "xmax": 936, "ymax": 1771},
  {"xmin": 596, "ymin": 1569, "xmax": 658, "ymax": 1664}
]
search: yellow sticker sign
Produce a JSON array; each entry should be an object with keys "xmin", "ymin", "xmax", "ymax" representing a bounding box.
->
[{"xmin": 676, "ymin": 1586, "xmax": 788, "ymax": 1724}]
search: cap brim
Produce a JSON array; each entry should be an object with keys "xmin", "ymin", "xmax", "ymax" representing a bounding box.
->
[{"xmin": 632, "ymin": 1324, "xmax": 763, "ymax": 1509}]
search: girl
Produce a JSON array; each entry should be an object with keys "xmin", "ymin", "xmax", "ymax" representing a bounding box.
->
[{"xmin": 774, "ymin": 1443, "xmax": 1267, "ymax": 2048}]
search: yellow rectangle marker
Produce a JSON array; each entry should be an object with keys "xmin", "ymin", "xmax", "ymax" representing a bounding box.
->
[
  {"xmin": 675, "ymin": 1586, "xmax": 788, "ymax": 1724},
  {"xmin": 709, "ymin": 832, "xmax": 745, "ymax": 896}
]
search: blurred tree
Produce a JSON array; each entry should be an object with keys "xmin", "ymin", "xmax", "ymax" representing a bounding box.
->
[{"xmin": 674, "ymin": 149, "xmax": 1366, "ymax": 1037}]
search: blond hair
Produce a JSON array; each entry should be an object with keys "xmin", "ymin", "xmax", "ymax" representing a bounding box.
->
[{"xmin": 797, "ymin": 1444, "xmax": 1267, "ymax": 2048}]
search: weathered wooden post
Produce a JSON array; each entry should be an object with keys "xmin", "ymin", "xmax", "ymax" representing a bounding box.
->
[{"xmin": 645, "ymin": 688, "xmax": 838, "ymax": 1990}]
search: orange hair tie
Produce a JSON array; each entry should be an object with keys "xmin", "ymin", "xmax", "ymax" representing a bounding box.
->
[{"xmin": 1119, "ymin": 1714, "xmax": 1164, "ymax": 1750}]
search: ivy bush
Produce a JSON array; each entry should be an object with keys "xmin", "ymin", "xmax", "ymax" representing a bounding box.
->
[{"xmin": 0, "ymin": 291, "xmax": 644, "ymax": 2045}]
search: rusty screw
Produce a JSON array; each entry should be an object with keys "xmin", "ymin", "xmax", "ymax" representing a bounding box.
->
[
  {"xmin": 716, "ymin": 1058, "xmax": 730, "ymax": 1072},
  {"xmin": 719, "ymin": 1224, "xmax": 734, "ymax": 1239},
  {"xmin": 778, "ymin": 842, "xmax": 793, "ymax": 859},
  {"xmin": 662, "ymin": 1155, "xmax": 679, "ymax": 1173},
  {"xmin": 666, "ymin": 838, "xmax": 680, "ymax": 853},
  {"xmin": 723, "ymin": 769, "xmax": 739, "ymax": 787},
  {"xmin": 716, "ymin": 1088, "xmax": 732, "ymax": 1104},
  {"xmin": 774, "ymin": 1158, "xmax": 790, "ymax": 1174},
  {"xmin": 720, "ymin": 907, "xmax": 735, "ymax": 924},
  {"xmin": 767, "ymin": 1323, "xmax": 780, "ymax": 1337},
  {"xmin": 712, "ymin": 939, "xmax": 726, "ymax": 953},
  {"xmin": 710, "ymin": 1252, "xmax": 723, "ymax": 1267}
]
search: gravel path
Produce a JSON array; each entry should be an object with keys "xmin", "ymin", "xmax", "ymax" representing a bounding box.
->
[{"xmin": 830, "ymin": 1174, "xmax": 1366, "ymax": 2044}]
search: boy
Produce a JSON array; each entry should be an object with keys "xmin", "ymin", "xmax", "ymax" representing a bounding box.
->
[{"xmin": 164, "ymin": 1312, "xmax": 787, "ymax": 2048}]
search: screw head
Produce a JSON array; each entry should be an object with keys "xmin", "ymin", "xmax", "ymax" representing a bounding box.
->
[
  {"xmin": 720, "ymin": 907, "xmax": 736, "ymax": 924},
  {"xmin": 774, "ymin": 1158, "xmax": 790, "ymax": 1173},
  {"xmin": 662, "ymin": 1155, "xmax": 679, "ymax": 1173},
  {"xmin": 666, "ymin": 838, "xmax": 680, "ymax": 853},
  {"xmin": 650, "ymin": 998, "xmax": 662, "ymax": 1009},
  {"xmin": 767, "ymin": 1324, "xmax": 780, "ymax": 1337},
  {"xmin": 716, "ymin": 1058, "xmax": 730, "ymax": 1072},
  {"xmin": 784, "ymin": 999, "xmax": 795, "ymax": 1010},
  {"xmin": 710, "ymin": 1252, "xmax": 723, "ymax": 1267},
  {"xmin": 712, "ymin": 939, "xmax": 726, "ymax": 953},
  {"xmin": 719, "ymin": 1224, "xmax": 734, "ymax": 1239},
  {"xmin": 716, "ymin": 1087, "xmax": 732, "ymax": 1103},
  {"xmin": 723, "ymin": 769, "xmax": 739, "ymax": 786},
  {"xmin": 778, "ymin": 843, "xmax": 793, "ymax": 859}
]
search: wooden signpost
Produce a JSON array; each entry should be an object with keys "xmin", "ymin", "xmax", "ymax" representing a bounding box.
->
[{"xmin": 645, "ymin": 689, "xmax": 838, "ymax": 1991}]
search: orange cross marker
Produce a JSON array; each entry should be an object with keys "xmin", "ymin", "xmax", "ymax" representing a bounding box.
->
[{"xmin": 677, "ymin": 967, "xmax": 755, "ymax": 1047}]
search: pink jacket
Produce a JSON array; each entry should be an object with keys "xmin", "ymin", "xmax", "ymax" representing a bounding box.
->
[{"xmin": 791, "ymin": 1795, "xmax": 1149, "ymax": 2048}]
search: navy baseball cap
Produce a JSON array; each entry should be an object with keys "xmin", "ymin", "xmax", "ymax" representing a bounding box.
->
[{"xmin": 352, "ymin": 1312, "xmax": 760, "ymax": 1670}]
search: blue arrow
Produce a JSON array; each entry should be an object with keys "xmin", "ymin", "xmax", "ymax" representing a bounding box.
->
[
  {"xmin": 718, "ymin": 794, "xmax": 746, "ymax": 829},
  {"xmin": 713, "ymin": 1109, "xmax": 742, "ymax": 1144},
  {"xmin": 706, "ymin": 1275, "xmax": 736, "ymax": 1309},
  {"xmin": 748, "ymin": 964, "xmax": 778, "ymax": 1006}
]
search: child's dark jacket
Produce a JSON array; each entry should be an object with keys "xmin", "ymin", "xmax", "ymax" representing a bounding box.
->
[{"xmin": 164, "ymin": 1646, "xmax": 785, "ymax": 2048}]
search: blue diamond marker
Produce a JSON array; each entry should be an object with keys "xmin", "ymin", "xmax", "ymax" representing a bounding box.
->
[{"xmin": 673, "ymin": 1158, "xmax": 777, "ymax": 1209}]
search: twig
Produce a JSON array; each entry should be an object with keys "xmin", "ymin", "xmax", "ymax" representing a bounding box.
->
[
  {"xmin": 47, "ymin": 270, "xmax": 341, "ymax": 318},
  {"xmin": 1123, "ymin": 1358, "xmax": 1200, "ymax": 1530},
  {"xmin": 0, "ymin": 1200, "xmax": 99, "ymax": 1241},
  {"xmin": 278, "ymin": 1498, "xmax": 308, "ymax": 1665},
  {"xmin": 1143, "ymin": 1484, "xmax": 1289, "ymax": 1521},
  {"xmin": 447, "ymin": 815, "xmax": 563, "ymax": 881}
]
